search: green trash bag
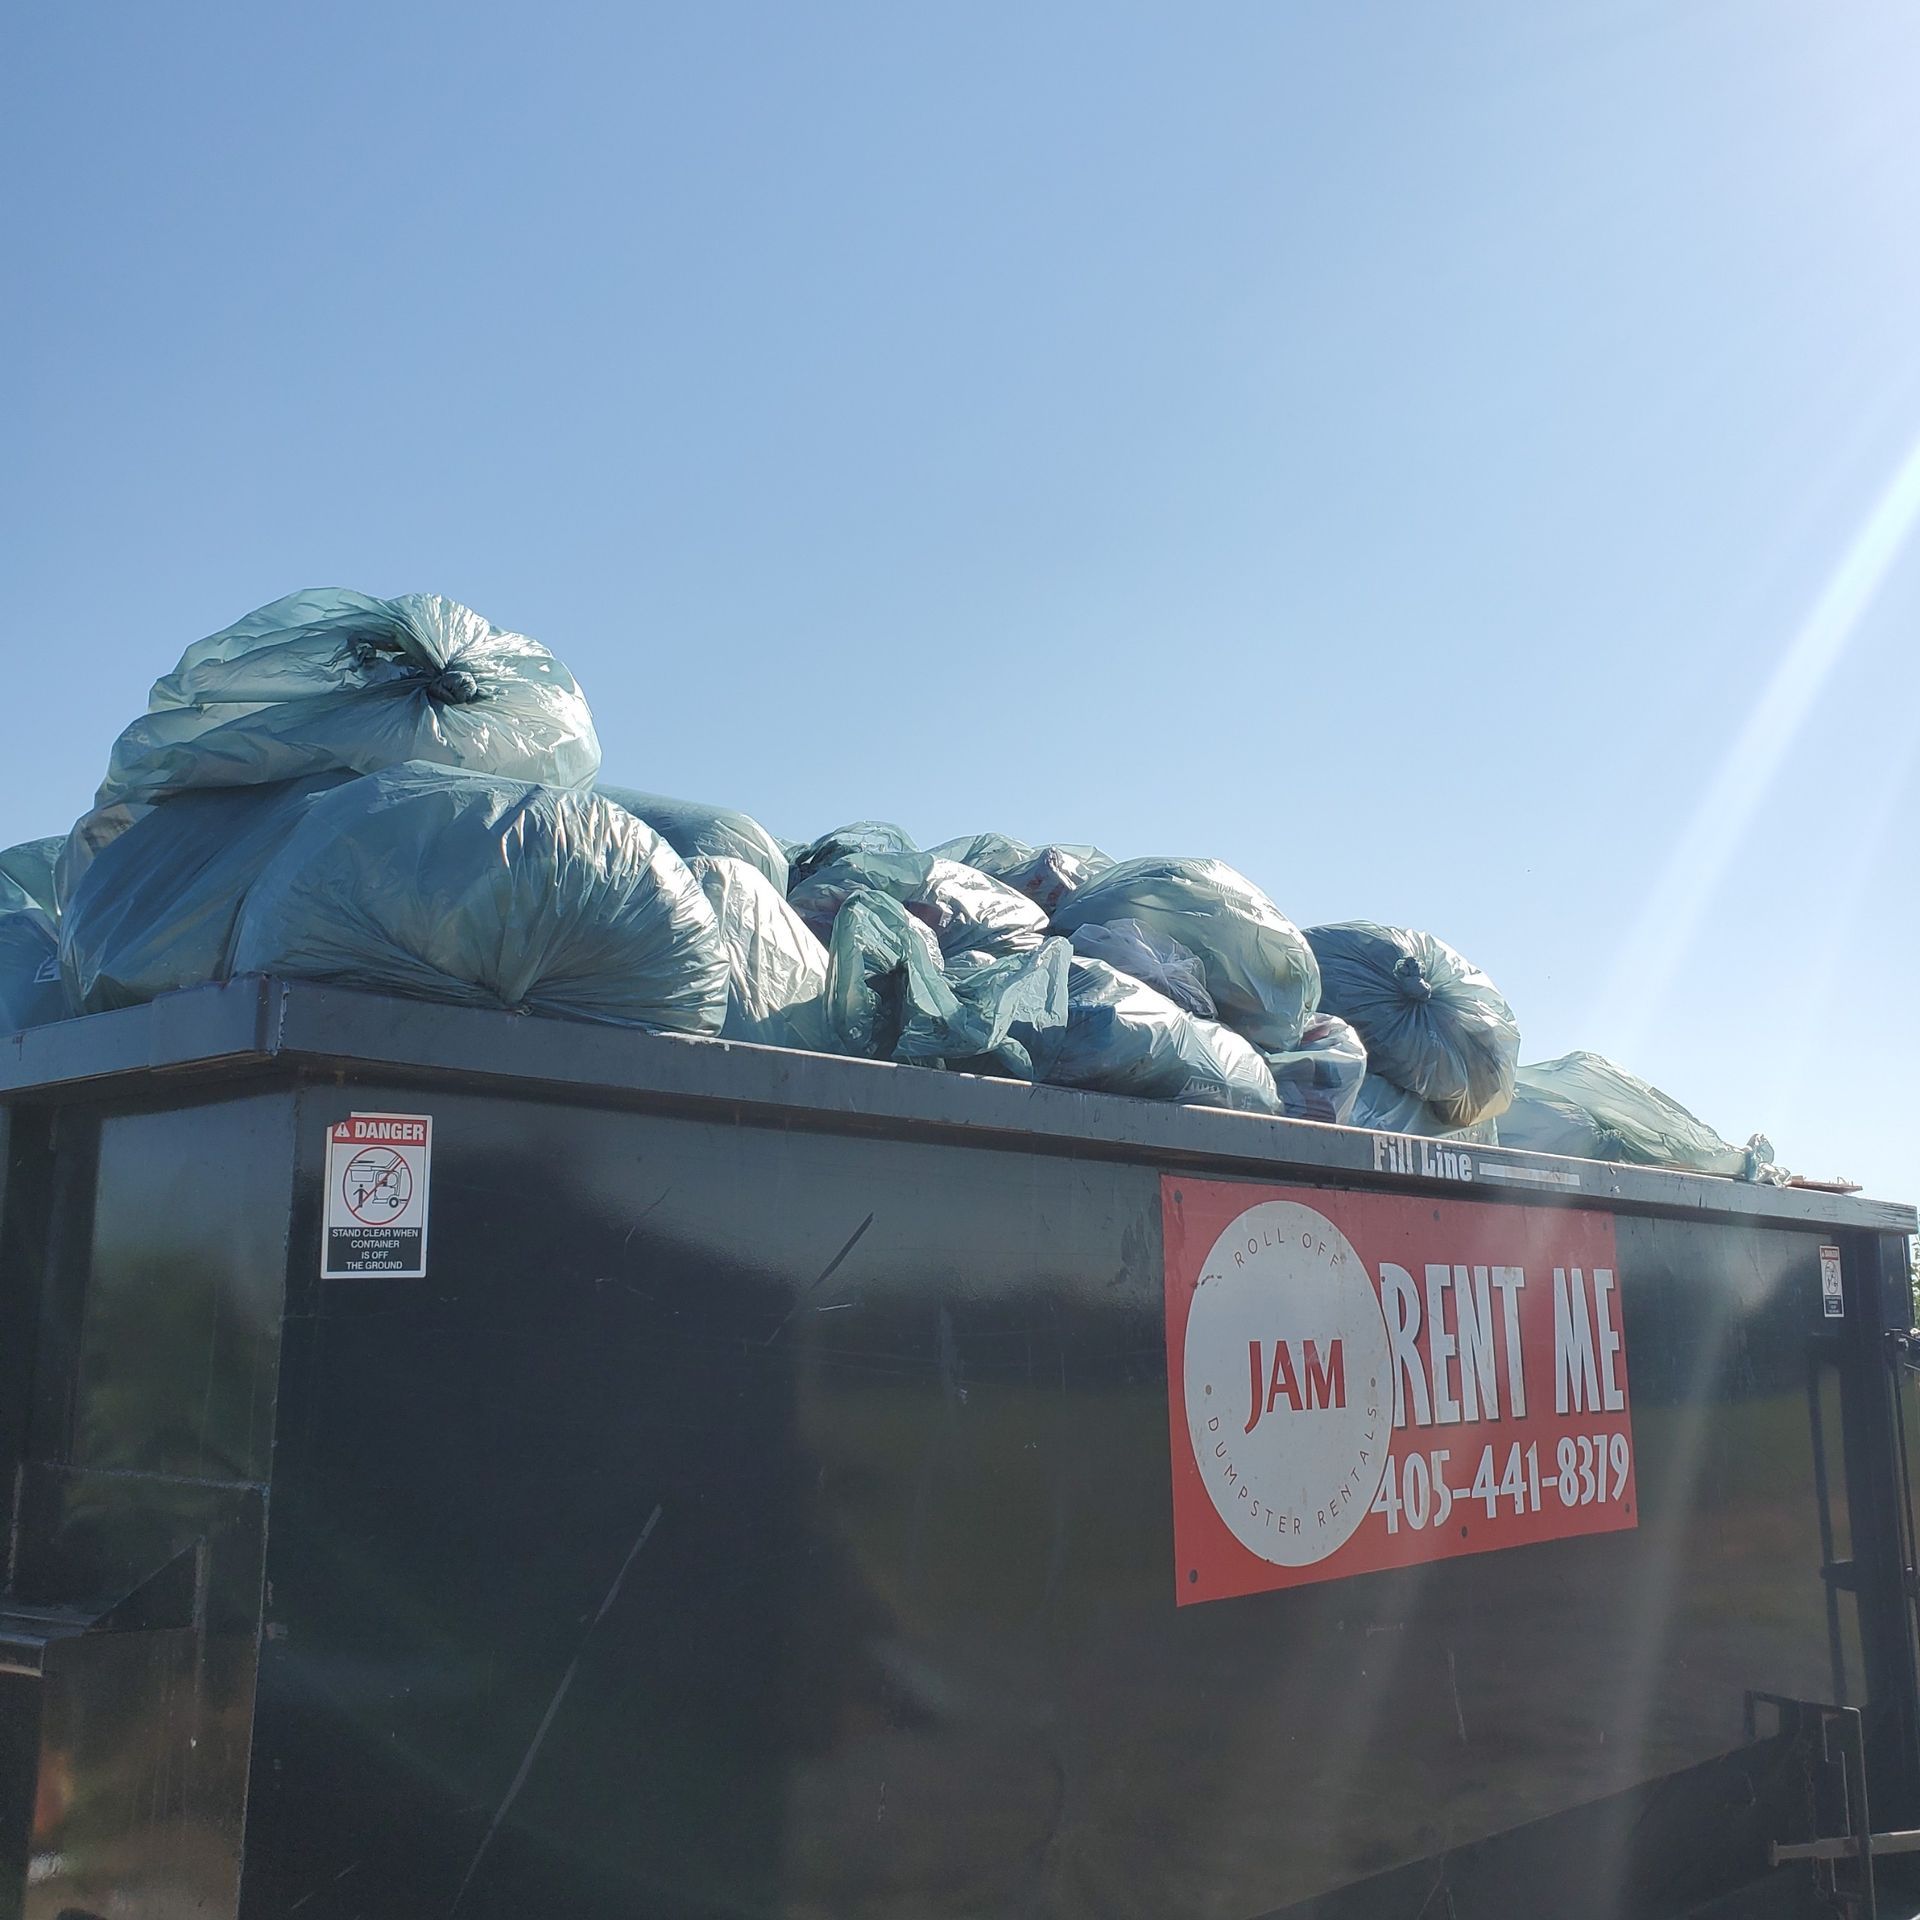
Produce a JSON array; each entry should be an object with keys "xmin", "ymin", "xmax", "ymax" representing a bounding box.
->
[
  {"xmin": 1305, "ymin": 922, "xmax": 1518, "ymax": 1127},
  {"xmin": 1051, "ymin": 857, "xmax": 1320, "ymax": 1053},
  {"xmin": 824, "ymin": 890, "xmax": 955, "ymax": 1062},
  {"xmin": 943, "ymin": 941, "xmax": 1073, "ymax": 1079},
  {"xmin": 602, "ymin": 786, "xmax": 789, "ymax": 894},
  {"xmin": 0, "ymin": 838, "xmax": 63, "ymax": 921},
  {"xmin": 822, "ymin": 890, "xmax": 1068, "ymax": 1078},
  {"xmin": 231, "ymin": 764, "xmax": 728, "ymax": 1032},
  {"xmin": 1041, "ymin": 958, "xmax": 1281, "ymax": 1113},
  {"xmin": 97, "ymin": 589, "xmax": 601, "ymax": 808},
  {"xmin": 59, "ymin": 778, "xmax": 350, "ymax": 1013},
  {"xmin": 685, "ymin": 855, "xmax": 831, "ymax": 1052},
  {"xmin": 0, "ymin": 908, "xmax": 68, "ymax": 1032},
  {"xmin": 1498, "ymin": 1052, "xmax": 1774, "ymax": 1180},
  {"xmin": 1350, "ymin": 1073, "xmax": 1500, "ymax": 1146},
  {"xmin": 792, "ymin": 850, "xmax": 1048, "ymax": 961},
  {"xmin": 1262, "ymin": 1012, "xmax": 1369, "ymax": 1125}
]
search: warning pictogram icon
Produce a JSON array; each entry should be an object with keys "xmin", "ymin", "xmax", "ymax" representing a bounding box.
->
[{"xmin": 343, "ymin": 1147, "xmax": 414, "ymax": 1224}]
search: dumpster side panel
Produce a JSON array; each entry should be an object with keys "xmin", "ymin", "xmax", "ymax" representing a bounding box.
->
[{"xmin": 239, "ymin": 1083, "xmax": 1885, "ymax": 1920}]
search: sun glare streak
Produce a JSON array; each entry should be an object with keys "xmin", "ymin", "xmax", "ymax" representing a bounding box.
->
[
  {"xmin": 1588, "ymin": 1300, "xmax": 1742, "ymax": 1918},
  {"xmin": 1768, "ymin": 728, "xmax": 1919, "ymax": 1177},
  {"xmin": 1592, "ymin": 428, "xmax": 1920, "ymax": 1058}
]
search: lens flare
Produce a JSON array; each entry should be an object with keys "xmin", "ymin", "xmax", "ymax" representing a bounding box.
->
[{"xmin": 1592, "ymin": 430, "xmax": 1920, "ymax": 1055}]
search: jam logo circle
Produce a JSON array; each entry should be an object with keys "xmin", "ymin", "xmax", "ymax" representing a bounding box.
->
[{"xmin": 1182, "ymin": 1198, "xmax": 1391, "ymax": 1568}]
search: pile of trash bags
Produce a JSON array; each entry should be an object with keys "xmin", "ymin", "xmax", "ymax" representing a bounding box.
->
[{"xmin": 0, "ymin": 586, "xmax": 1780, "ymax": 1180}]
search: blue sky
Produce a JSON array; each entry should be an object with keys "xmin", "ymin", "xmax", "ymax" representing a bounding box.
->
[{"xmin": 6, "ymin": 3, "xmax": 1917, "ymax": 1195}]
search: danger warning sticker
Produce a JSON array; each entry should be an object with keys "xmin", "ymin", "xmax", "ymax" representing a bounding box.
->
[
  {"xmin": 1165, "ymin": 1177, "xmax": 1636, "ymax": 1605},
  {"xmin": 1820, "ymin": 1244, "xmax": 1844, "ymax": 1319},
  {"xmin": 323, "ymin": 1113, "xmax": 433, "ymax": 1278}
]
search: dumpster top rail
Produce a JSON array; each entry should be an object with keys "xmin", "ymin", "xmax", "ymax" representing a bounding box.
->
[{"xmin": 3, "ymin": 974, "xmax": 1912, "ymax": 1235}]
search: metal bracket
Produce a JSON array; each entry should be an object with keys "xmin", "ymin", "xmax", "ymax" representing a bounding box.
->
[{"xmin": 1747, "ymin": 1691, "xmax": 1907, "ymax": 1915}]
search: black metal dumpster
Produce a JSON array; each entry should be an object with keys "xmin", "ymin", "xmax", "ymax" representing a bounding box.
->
[{"xmin": 1, "ymin": 976, "xmax": 1917, "ymax": 1920}]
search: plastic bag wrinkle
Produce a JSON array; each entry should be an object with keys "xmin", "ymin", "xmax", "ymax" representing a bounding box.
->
[
  {"xmin": 686, "ymin": 855, "xmax": 831, "ymax": 1051},
  {"xmin": 822, "ymin": 890, "xmax": 1067, "ymax": 1077},
  {"xmin": 97, "ymin": 589, "xmax": 600, "ymax": 807},
  {"xmin": 791, "ymin": 850, "xmax": 1048, "ymax": 961},
  {"xmin": 1042, "ymin": 959, "xmax": 1281, "ymax": 1113},
  {"xmin": 1068, "ymin": 919, "xmax": 1216, "ymax": 1018},
  {"xmin": 1349, "ymin": 1073, "xmax": 1500, "ymax": 1145},
  {"xmin": 1262, "ymin": 1012, "xmax": 1368, "ymax": 1125},
  {"xmin": 823, "ymin": 890, "xmax": 972, "ymax": 1064},
  {"xmin": 788, "ymin": 821, "xmax": 918, "ymax": 887},
  {"xmin": 1052, "ymin": 857, "xmax": 1320, "ymax": 1053},
  {"xmin": 929, "ymin": 834, "xmax": 1114, "ymax": 916},
  {"xmin": 943, "ymin": 940, "xmax": 1072, "ymax": 1080}
]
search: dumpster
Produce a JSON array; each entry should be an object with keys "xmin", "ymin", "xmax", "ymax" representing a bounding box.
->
[{"xmin": 1, "ymin": 976, "xmax": 1917, "ymax": 1920}]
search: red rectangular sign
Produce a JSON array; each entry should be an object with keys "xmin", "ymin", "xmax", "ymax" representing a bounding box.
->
[{"xmin": 1164, "ymin": 1177, "xmax": 1636, "ymax": 1605}]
